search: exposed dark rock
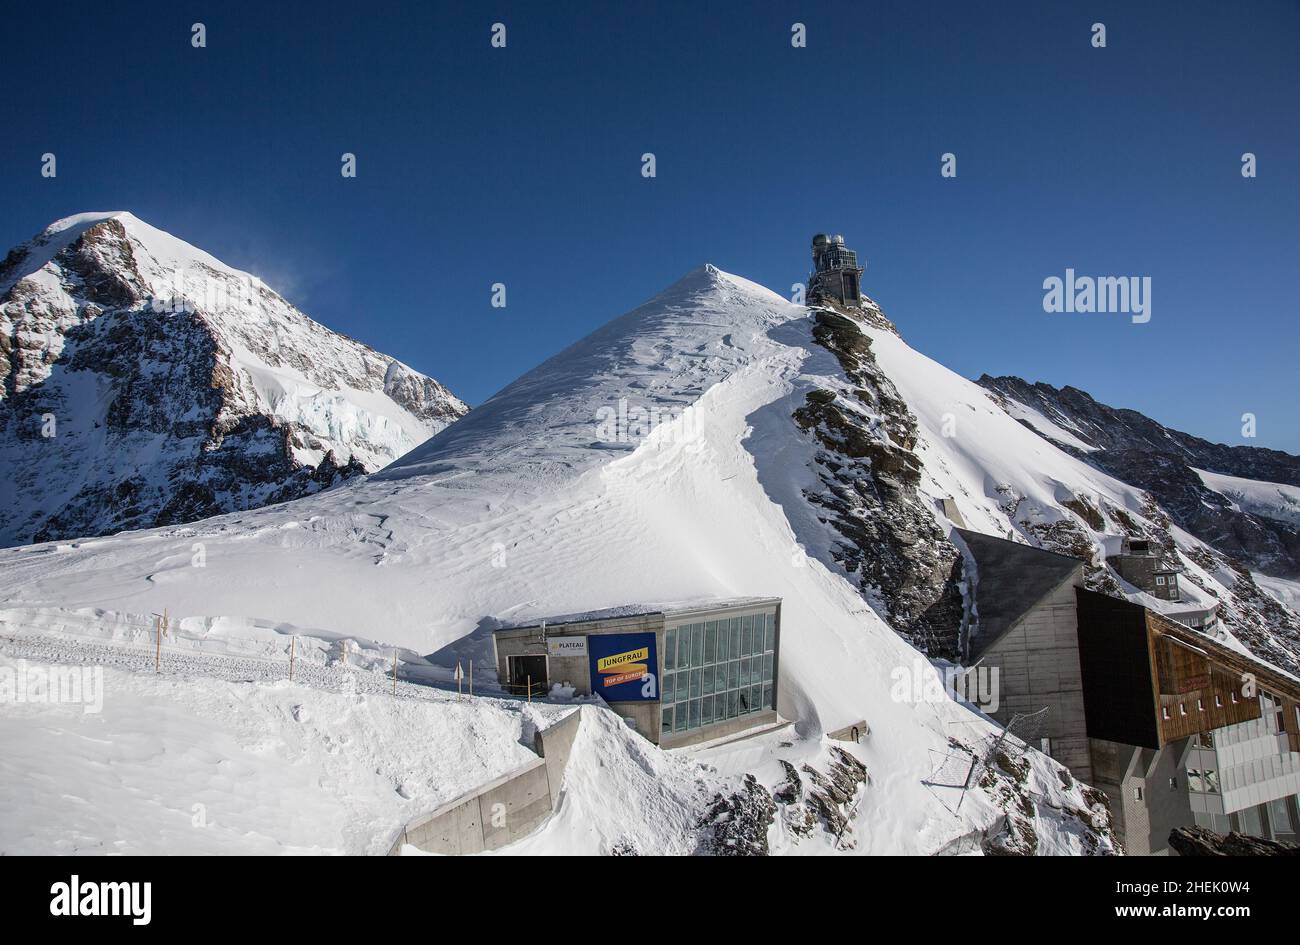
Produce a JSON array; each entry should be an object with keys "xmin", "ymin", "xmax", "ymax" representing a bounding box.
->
[
  {"xmin": 1091, "ymin": 448, "xmax": 1300, "ymax": 580},
  {"xmin": 979, "ymin": 374, "xmax": 1300, "ymax": 674},
  {"xmin": 1168, "ymin": 826, "xmax": 1300, "ymax": 856},
  {"xmin": 978, "ymin": 375, "xmax": 1300, "ymax": 487},
  {"xmin": 798, "ymin": 748, "xmax": 868, "ymax": 845},
  {"xmin": 0, "ymin": 213, "xmax": 467, "ymax": 547},
  {"xmin": 696, "ymin": 774, "xmax": 777, "ymax": 856},
  {"xmin": 979, "ymin": 375, "xmax": 1300, "ymax": 580},
  {"xmin": 794, "ymin": 306, "xmax": 966, "ymax": 658},
  {"xmin": 774, "ymin": 760, "xmax": 802, "ymax": 805},
  {"xmin": 981, "ymin": 813, "xmax": 1040, "ymax": 856}
]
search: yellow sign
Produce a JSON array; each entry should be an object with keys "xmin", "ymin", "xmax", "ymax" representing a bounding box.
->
[{"xmin": 596, "ymin": 647, "xmax": 649, "ymax": 673}]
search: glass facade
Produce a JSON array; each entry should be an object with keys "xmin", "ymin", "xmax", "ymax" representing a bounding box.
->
[{"xmin": 660, "ymin": 611, "xmax": 776, "ymax": 739}]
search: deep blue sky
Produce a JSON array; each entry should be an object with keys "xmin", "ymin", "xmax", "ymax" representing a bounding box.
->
[{"xmin": 4, "ymin": 1, "xmax": 1297, "ymax": 451}]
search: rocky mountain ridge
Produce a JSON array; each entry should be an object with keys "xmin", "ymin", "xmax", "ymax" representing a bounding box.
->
[
  {"xmin": 979, "ymin": 375, "xmax": 1300, "ymax": 580},
  {"xmin": 0, "ymin": 211, "xmax": 467, "ymax": 547}
]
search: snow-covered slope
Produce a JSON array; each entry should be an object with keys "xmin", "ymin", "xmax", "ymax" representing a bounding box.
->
[
  {"xmin": 866, "ymin": 326, "xmax": 1300, "ymax": 673},
  {"xmin": 0, "ymin": 265, "xmax": 1114, "ymax": 855},
  {"xmin": 1195, "ymin": 468, "xmax": 1300, "ymax": 529},
  {"xmin": 979, "ymin": 374, "xmax": 1300, "ymax": 581},
  {"xmin": 0, "ymin": 649, "xmax": 560, "ymax": 855},
  {"xmin": 0, "ymin": 212, "xmax": 467, "ymax": 548}
]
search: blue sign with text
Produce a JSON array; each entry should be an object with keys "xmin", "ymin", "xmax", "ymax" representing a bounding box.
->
[{"xmin": 588, "ymin": 632, "xmax": 658, "ymax": 702}]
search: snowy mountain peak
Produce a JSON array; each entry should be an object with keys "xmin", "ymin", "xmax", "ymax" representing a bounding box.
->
[
  {"xmin": 0, "ymin": 212, "xmax": 468, "ymax": 547},
  {"xmin": 377, "ymin": 265, "xmax": 801, "ymax": 485}
]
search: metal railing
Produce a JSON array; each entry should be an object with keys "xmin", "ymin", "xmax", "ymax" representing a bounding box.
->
[{"xmin": 500, "ymin": 677, "xmax": 550, "ymax": 702}]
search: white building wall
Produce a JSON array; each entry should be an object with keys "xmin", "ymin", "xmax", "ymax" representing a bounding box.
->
[{"xmin": 1184, "ymin": 709, "xmax": 1300, "ymax": 818}]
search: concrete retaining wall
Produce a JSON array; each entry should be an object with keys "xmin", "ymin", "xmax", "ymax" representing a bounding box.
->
[
  {"xmin": 827, "ymin": 720, "xmax": 869, "ymax": 743},
  {"xmin": 387, "ymin": 708, "xmax": 582, "ymax": 855}
]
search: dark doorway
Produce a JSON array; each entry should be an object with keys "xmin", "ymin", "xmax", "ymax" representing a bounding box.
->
[{"xmin": 509, "ymin": 655, "xmax": 548, "ymax": 695}]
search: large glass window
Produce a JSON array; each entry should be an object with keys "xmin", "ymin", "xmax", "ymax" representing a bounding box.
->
[{"xmin": 661, "ymin": 611, "xmax": 776, "ymax": 736}]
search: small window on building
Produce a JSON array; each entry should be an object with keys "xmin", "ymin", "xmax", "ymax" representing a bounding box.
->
[
  {"xmin": 1133, "ymin": 786, "xmax": 1144, "ymax": 801},
  {"xmin": 1179, "ymin": 703, "xmax": 1187, "ymax": 716},
  {"xmin": 1162, "ymin": 706, "xmax": 1170, "ymax": 720},
  {"xmin": 1197, "ymin": 699, "xmax": 1204, "ymax": 711},
  {"xmin": 1231, "ymin": 690, "xmax": 1239, "ymax": 703},
  {"xmin": 1169, "ymin": 777, "xmax": 1178, "ymax": 791},
  {"xmin": 1215, "ymin": 694, "xmax": 1223, "ymax": 708},
  {"xmin": 1188, "ymin": 769, "xmax": 1203, "ymax": 792},
  {"xmin": 1156, "ymin": 575, "xmax": 1166, "ymax": 586}
]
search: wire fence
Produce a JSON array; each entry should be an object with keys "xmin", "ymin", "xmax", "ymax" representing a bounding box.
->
[{"xmin": 924, "ymin": 706, "xmax": 1051, "ymax": 812}]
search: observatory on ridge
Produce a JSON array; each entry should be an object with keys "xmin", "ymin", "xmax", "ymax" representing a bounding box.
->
[{"xmin": 808, "ymin": 233, "xmax": 864, "ymax": 306}]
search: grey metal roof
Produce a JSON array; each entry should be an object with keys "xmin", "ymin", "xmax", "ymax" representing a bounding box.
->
[
  {"xmin": 495, "ymin": 596, "xmax": 781, "ymax": 633},
  {"xmin": 954, "ymin": 528, "xmax": 1084, "ymax": 663}
]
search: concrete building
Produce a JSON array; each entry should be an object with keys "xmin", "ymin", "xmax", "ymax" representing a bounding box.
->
[
  {"xmin": 959, "ymin": 529, "xmax": 1300, "ymax": 854},
  {"xmin": 1108, "ymin": 536, "xmax": 1181, "ymax": 601},
  {"xmin": 1167, "ymin": 601, "xmax": 1221, "ymax": 632},
  {"xmin": 492, "ymin": 598, "xmax": 782, "ymax": 749},
  {"xmin": 1079, "ymin": 595, "xmax": 1300, "ymax": 853},
  {"xmin": 808, "ymin": 233, "xmax": 863, "ymax": 306},
  {"xmin": 956, "ymin": 529, "xmax": 1092, "ymax": 780}
]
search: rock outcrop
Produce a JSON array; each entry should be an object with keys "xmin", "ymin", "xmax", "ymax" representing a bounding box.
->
[
  {"xmin": 979, "ymin": 375, "xmax": 1300, "ymax": 579},
  {"xmin": 794, "ymin": 303, "xmax": 965, "ymax": 658},
  {"xmin": 1168, "ymin": 826, "xmax": 1300, "ymax": 856},
  {"xmin": 0, "ymin": 212, "xmax": 467, "ymax": 547}
]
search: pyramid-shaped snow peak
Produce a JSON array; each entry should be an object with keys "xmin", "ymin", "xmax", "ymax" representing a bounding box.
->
[
  {"xmin": 0, "ymin": 211, "xmax": 466, "ymax": 548},
  {"xmin": 378, "ymin": 264, "xmax": 805, "ymax": 485}
]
